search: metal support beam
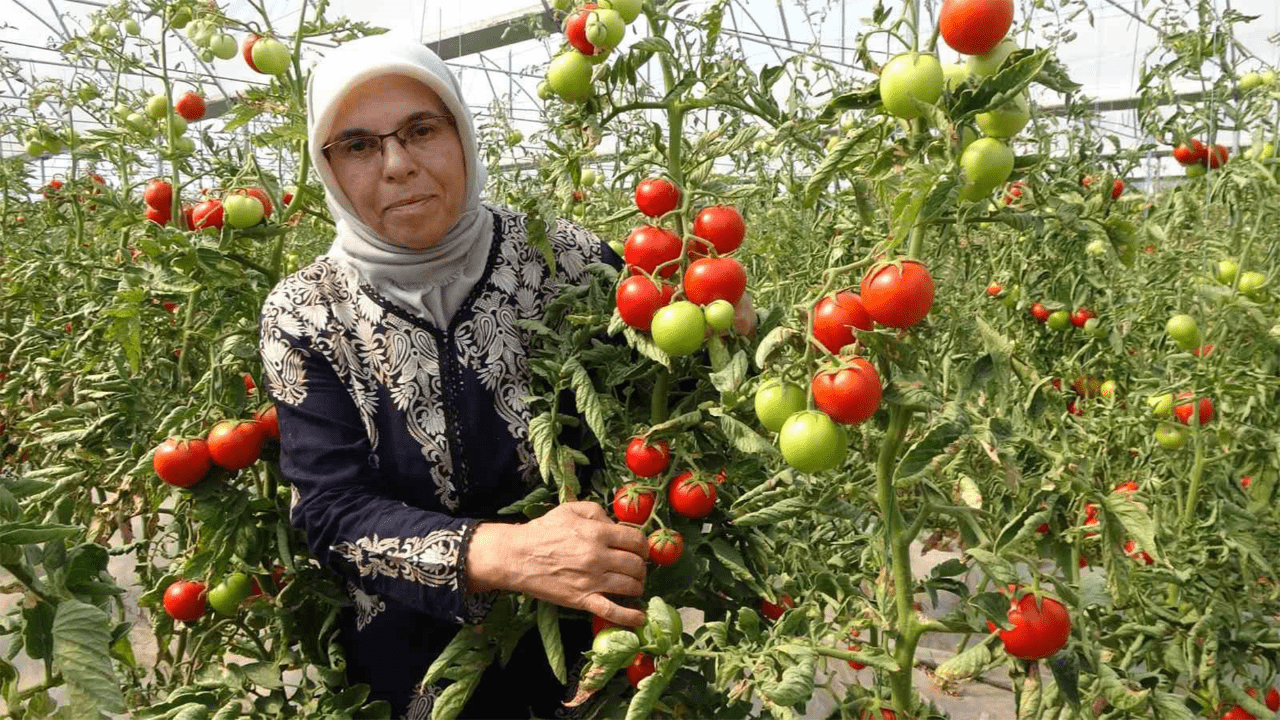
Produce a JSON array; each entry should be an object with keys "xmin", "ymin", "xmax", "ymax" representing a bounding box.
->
[{"xmin": 424, "ymin": 4, "xmax": 557, "ymax": 61}]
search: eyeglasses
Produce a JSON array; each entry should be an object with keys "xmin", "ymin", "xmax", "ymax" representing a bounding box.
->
[{"xmin": 321, "ymin": 114, "xmax": 457, "ymax": 170}]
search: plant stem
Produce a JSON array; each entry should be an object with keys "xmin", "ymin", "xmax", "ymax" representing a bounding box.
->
[
  {"xmin": 651, "ymin": 370, "xmax": 670, "ymax": 425},
  {"xmin": 876, "ymin": 404, "xmax": 916, "ymax": 715}
]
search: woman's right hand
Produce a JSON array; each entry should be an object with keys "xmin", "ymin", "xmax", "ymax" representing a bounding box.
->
[{"xmin": 467, "ymin": 502, "xmax": 649, "ymax": 628}]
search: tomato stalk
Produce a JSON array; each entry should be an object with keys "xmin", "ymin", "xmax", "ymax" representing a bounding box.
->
[
  {"xmin": 875, "ymin": 404, "xmax": 916, "ymax": 714},
  {"xmin": 651, "ymin": 369, "xmax": 670, "ymax": 425}
]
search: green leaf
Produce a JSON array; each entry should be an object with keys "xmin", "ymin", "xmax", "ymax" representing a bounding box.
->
[
  {"xmin": 564, "ymin": 358, "xmax": 609, "ymax": 442},
  {"xmin": 630, "ymin": 37, "xmax": 673, "ymax": 55},
  {"xmin": 0, "ymin": 522, "xmax": 82, "ymax": 545},
  {"xmin": 528, "ymin": 412, "xmax": 555, "ymax": 484},
  {"xmin": 753, "ymin": 324, "xmax": 796, "ymax": 371},
  {"xmin": 1149, "ymin": 691, "xmax": 1197, "ymax": 720},
  {"xmin": 536, "ymin": 600, "xmax": 566, "ymax": 685},
  {"xmin": 934, "ymin": 637, "xmax": 997, "ymax": 686},
  {"xmin": 708, "ymin": 351, "xmax": 748, "ymax": 393},
  {"xmin": 707, "ymin": 538, "xmax": 765, "ymax": 595},
  {"xmin": 717, "ymin": 414, "xmax": 775, "ymax": 455},
  {"xmin": 623, "ymin": 327, "xmax": 672, "ymax": 369},
  {"xmin": 23, "ymin": 601, "xmax": 56, "ymax": 660},
  {"xmin": 1103, "ymin": 492, "xmax": 1160, "ymax": 564},
  {"xmin": 965, "ymin": 548, "xmax": 1015, "ymax": 586},
  {"xmin": 895, "ymin": 417, "xmax": 968, "ymax": 481},
  {"xmin": 52, "ymin": 599, "xmax": 126, "ymax": 715},
  {"xmin": 761, "ymin": 650, "xmax": 816, "ymax": 706},
  {"xmin": 732, "ymin": 496, "xmax": 808, "ymax": 527},
  {"xmin": 1046, "ymin": 651, "xmax": 1080, "ymax": 708}
]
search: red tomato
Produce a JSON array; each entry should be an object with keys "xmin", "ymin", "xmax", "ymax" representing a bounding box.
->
[
  {"xmin": 143, "ymin": 179, "xmax": 172, "ymax": 210},
  {"xmin": 243, "ymin": 373, "xmax": 256, "ymax": 393},
  {"xmin": 623, "ymin": 225, "xmax": 682, "ymax": 278},
  {"xmin": 683, "ymin": 257, "xmax": 747, "ymax": 306},
  {"xmin": 163, "ymin": 580, "xmax": 207, "ymax": 622},
  {"xmin": 162, "ymin": 301, "xmax": 179, "ymax": 313},
  {"xmin": 1207, "ymin": 144, "xmax": 1229, "ymax": 169},
  {"xmin": 612, "ymin": 484, "xmax": 656, "ymax": 524},
  {"xmin": 846, "ymin": 643, "xmax": 866, "ymax": 670},
  {"xmin": 1070, "ymin": 307, "xmax": 1096, "ymax": 328},
  {"xmin": 1115, "ymin": 480, "xmax": 1139, "ymax": 494},
  {"xmin": 1030, "ymin": 302, "xmax": 1051, "ymax": 323},
  {"xmin": 668, "ymin": 471, "xmax": 716, "ymax": 518},
  {"xmin": 1081, "ymin": 176, "xmax": 1094, "ymax": 189},
  {"xmin": 242, "ymin": 34, "xmax": 261, "ymax": 72},
  {"xmin": 1191, "ymin": 344, "xmax": 1214, "ymax": 357},
  {"xmin": 174, "ymin": 91, "xmax": 206, "ymax": 121},
  {"xmin": 1219, "ymin": 706, "xmax": 1254, "ymax": 720},
  {"xmin": 627, "ymin": 653, "xmax": 656, "ymax": 687},
  {"xmin": 760, "ymin": 594, "xmax": 793, "ymax": 621},
  {"xmin": 145, "ymin": 206, "xmax": 170, "ymax": 226},
  {"xmin": 625, "ymin": 437, "xmax": 670, "ymax": 477},
  {"xmin": 181, "ymin": 205, "xmax": 196, "ymax": 231},
  {"xmin": 1110, "ymin": 179, "xmax": 1124, "ymax": 199},
  {"xmin": 812, "ymin": 291, "xmax": 873, "ymax": 354},
  {"xmin": 647, "ymin": 529, "xmax": 683, "ymax": 566},
  {"xmin": 153, "ymin": 437, "xmax": 211, "ymax": 488},
  {"xmin": 811, "ymin": 358, "xmax": 882, "ymax": 425},
  {"xmin": 192, "ymin": 199, "xmax": 224, "ymax": 230},
  {"xmin": 1241, "ymin": 476, "xmax": 1253, "ymax": 489},
  {"xmin": 237, "ymin": 187, "xmax": 273, "ymax": 219},
  {"xmin": 616, "ymin": 276, "xmax": 675, "ymax": 331},
  {"xmin": 634, "ymin": 178, "xmax": 680, "ymax": 218},
  {"xmin": 254, "ymin": 405, "xmax": 280, "ymax": 442},
  {"xmin": 692, "ymin": 205, "xmax": 746, "ymax": 254},
  {"xmin": 1125, "ymin": 540, "xmax": 1153, "ymax": 565},
  {"xmin": 1002, "ymin": 182, "xmax": 1023, "ymax": 205},
  {"xmin": 992, "ymin": 591, "xmax": 1070, "ymax": 660},
  {"xmin": 986, "ymin": 282, "xmax": 1003, "ymax": 296},
  {"xmin": 1245, "ymin": 687, "xmax": 1280, "ymax": 712},
  {"xmin": 938, "ymin": 0, "xmax": 1013, "ymax": 55},
  {"xmin": 1172, "ymin": 140, "xmax": 1207, "ymax": 165},
  {"xmin": 1173, "ymin": 392, "xmax": 1214, "ymax": 426},
  {"xmin": 591, "ymin": 615, "xmax": 621, "ymax": 635},
  {"xmin": 563, "ymin": 4, "xmax": 602, "ymax": 56},
  {"xmin": 1036, "ymin": 523, "xmax": 1050, "ymax": 534},
  {"xmin": 206, "ymin": 420, "xmax": 265, "ymax": 470},
  {"xmin": 859, "ymin": 260, "xmax": 935, "ymax": 328},
  {"xmin": 1066, "ymin": 400, "xmax": 1083, "ymax": 417}
]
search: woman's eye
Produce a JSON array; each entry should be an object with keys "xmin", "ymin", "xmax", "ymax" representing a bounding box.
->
[
  {"xmin": 409, "ymin": 122, "xmax": 435, "ymax": 138},
  {"xmin": 344, "ymin": 138, "xmax": 375, "ymax": 154}
]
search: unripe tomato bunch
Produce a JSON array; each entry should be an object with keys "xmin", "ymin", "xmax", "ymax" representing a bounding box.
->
[
  {"xmin": 758, "ymin": 259, "xmax": 936, "ymax": 474},
  {"xmin": 614, "ymin": 177, "xmax": 751, "ymax": 357},
  {"xmin": 872, "ymin": 0, "xmax": 1034, "ymax": 202},
  {"xmin": 541, "ymin": 0, "xmax": 642, "ymax": 103}
]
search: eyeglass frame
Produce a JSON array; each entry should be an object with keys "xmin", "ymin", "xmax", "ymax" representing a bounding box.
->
[{"xmin": 320, "ymin": 113, "xmax": 458, "ymax": 165}]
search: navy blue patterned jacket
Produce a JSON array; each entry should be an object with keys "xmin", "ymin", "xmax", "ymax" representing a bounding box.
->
[{"xmin": 258, "ymin": 206, "xmax": 617, "ymax": 719}]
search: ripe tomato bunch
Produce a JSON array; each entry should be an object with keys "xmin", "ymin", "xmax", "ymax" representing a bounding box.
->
[
  {"xmin": 1172, "ymin": 138, "xmax": 1231, "ymax": 172},
  {"xmin": 611, "ymin": 432, "xmax": 723, "ymax": 570},
  {"xmin": 758, "ymin": 259, "xmax": 935, "ymax": 475},
  {"xmin": 615, "ymin": 177, "xmax": 751, "ymax": 357},
  {"xmin": 152, "ymin": 402, "xmax": 279, "ymax": 489}
]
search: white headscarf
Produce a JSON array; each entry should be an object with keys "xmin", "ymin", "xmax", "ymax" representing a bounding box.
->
[{"xmin": 306, "ymin": 33, "xmax": 494, "ymax": 328}]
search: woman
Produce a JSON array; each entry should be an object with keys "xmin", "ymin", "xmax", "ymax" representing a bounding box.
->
[{"xmin": 257, "ymin": 35, "xmax": 648, "ymax": 719}]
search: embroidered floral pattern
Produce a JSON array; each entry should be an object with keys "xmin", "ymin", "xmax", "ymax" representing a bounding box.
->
[
  {"xmin": 331, "ymin": 529, "xmax": 466, "ymax": 588},
  {"xmin": 402, "ymin": 681, "xmax": 439, "ymax": 720},
  {"xmin": 347, "ymin": 581, "xmax": 387, "ymax": 631}
]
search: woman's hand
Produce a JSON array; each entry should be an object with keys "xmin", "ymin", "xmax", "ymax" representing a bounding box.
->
[{"xmin": 466, "ymin": 502, "xmax": 648, "ymax": 627}]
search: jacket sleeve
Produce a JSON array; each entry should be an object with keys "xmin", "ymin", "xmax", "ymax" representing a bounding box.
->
[{"xmin": 260, "ymin": 317, "xmax": 497, "ymax": 625}]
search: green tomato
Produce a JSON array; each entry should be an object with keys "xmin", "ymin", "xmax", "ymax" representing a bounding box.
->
[
  {"xmin": 1239, "ymin": 72, "xmax": 1263, "ymax": 92},
  {"xmin": 580, "ymin": 168, "xmax": 598, "ymax": 185},
  {"xmin": 146, "ymin": 94, "xmax": 170, "ymax": 120},
  {"xmin": 1154, "ymin": 424, "xmax": 1186, "ymax": 450},
  {"xmin": 650, "ymin": 301, "xmax": 705, "ymax": 357},
  {"xmin": 198, "ymin": 48, "xmax": 215, "ymax": 63},
  {"xmin": 209, "ymin": 33, "xmax": 238, "ymax": 60},
  {"xmin": 967, "ymin": 38, "xmax": 1018, "ymax": 76},
  {"xmin": 778, "ymin": 410, "xmax": 847, "ymax": 473},
  {"xmin": 547, "ymin": 52, "xmax": 594, "ymax": 103},
  {"xmin": 599, "ymin": 0, "xmax": 641, "ymax": 23},
  {"xmin": 1165, "ymin": 314, "xmax": 1200, "ymax": 350},
  {"xmin": 1085, "ymin": 238, "xmax": 1108, "ymax": 256},
  {"xmin": 607, "ymin": 239, "xmax": 624, "ymax": 257},
  {"xmin": 507, "ymin": 129, "xmax": 524, "ymax": 145},
  {"xmin": 942, "ymin": 62, "xmax": 970, "ymax": 91},
  {"xmin": 959, "ymin": 138, "xmax": 1015, "ymax": 199},
  {"xmin": 1238, "ymin": 271, "xmax": 1267, "ymax": 298},
  {"xmin": 878, "ymin": 52, "xmax": 944, "ymax": 120},
  {"xmin": 1262, "ymin": 70, "xmax": 1278, "ymax": 85},
  {"xmin": 167, "ymin": 114, "xmax": 188, "ymax": 136},
  {"xmin": 224, "ymin": 194, "xmax": 265, "ymax": 229},
  {"xmin": 126, "ymin": 112, "xmax": 152, "ymax": 133},
  {"xmin": 1046, "ymin": 310, "xmax": 1071, "ymax": 331},
  {"xmin": 584, "ymin": 9, "xmax": 625, "ymax": 50},
  {"xmin": 1099, "ymin": 380, "xmax": 1117, "ymax": 398},
  {"xmin": 975, "ymin": 92, "xmax": 1030, "ymax": 138},
  {"xmin": 173, "ymin": 136, "xmax": 196, "ymax": 154},
  {"xmin": 25, "ymin": 140, "xmax": 43, "ymax": 157},
  {"xmin": 97, "ymin": 23, "xmax": 119, "ymax": 40},
  {"xmin": 999, "ymin": 283, "xmax": 1021, "ymax": 309},
  {"xmin": 536, "ymin": 81, "xmax": 555, "ymax": 101},
  {"xmin": 754, "ymin": 380, "xmax": 807, "ymax": 433},
  {"xmin": 704, "ymin": 299, "xmax": 735, "ymax": 332},
  {"xmin": 1082, "ymin": 317, "xmax": 1106, "ymax": 339},
  {"xmin": 207, "ymin": 573, "xmax": 252, "ymax": 615},
  {"xmin": 955, "ymin": 125, "xmax": 978, "ymax": 153},
  {"xmin": 168, "ymin": 7, "xmax": 192, "ymax": 29},
  {"xmin": 552, "ymin": 0, "xmax": 575, "ymax": 10},
  {"xmin": 1147, "ymin": 393, "xmax": 1173, "ymax": 418},
  {"xmin": 124, "ymin": 18, "xmax": 140, "ymax": 35},
  {"xmin": 252, "ymin": 38, "xmax": 291, "ymax": 75},
  {"xmin": 591, "ymin": 627, "xmax": 641, "ymax": 664},
  {"xmin": 1184, "ymin": 164, "xmax": 1206, "ymax": 178},
  {"xmin": 1249, "ymin": 141, "xmax": 1275, "ymax": 160},
  {"xmin": 1215, "ymin": 259, "xmax": 1239, "ymax": 285}
]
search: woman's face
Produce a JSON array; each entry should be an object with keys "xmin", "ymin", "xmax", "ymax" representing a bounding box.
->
[{"xmin": 325, "ymin": 74, "xmax": 468, "ymax": 249}]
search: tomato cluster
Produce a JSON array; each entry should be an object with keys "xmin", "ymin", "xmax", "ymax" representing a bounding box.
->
[
  {"xmin": 542, "ymin": 0, "xmax": 642, "ymax": 102},
  {"xmin": 152, "ymin": 403, "xmax": 279, "ymax": 489},
  {"xmin": 615, "ymin": 178, "xmax": 752, "ymax": 358}
]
